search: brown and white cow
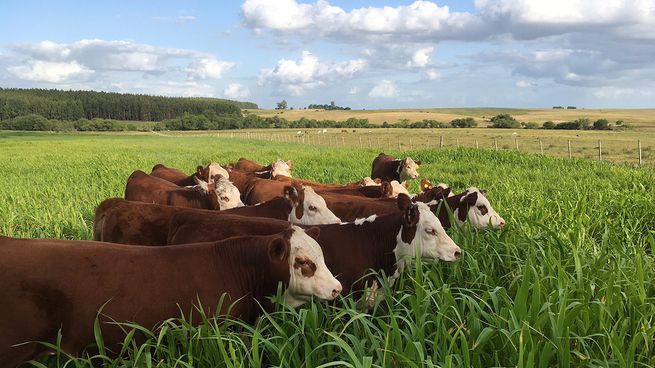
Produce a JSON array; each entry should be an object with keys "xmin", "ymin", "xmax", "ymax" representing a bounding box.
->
[
  {"xmin": 371, "ymin": 153, "xmax": 421, "ymax": 184},
  {"xmin": 0, "ymin": 229, "xmax": 341, "ymax": 367},
  {"xmin": 94, "ymin": 183, "xmax": 339, "ymax": 245},
  {"xmin": 426, "ymin": 187, "xmax": 505, "ymax": 230},
  {"xmin": 360, "ymin": 177, "xmax": 410, "ymax": 198},
  {"xmin": 315, "ymin": 181, "xmax": 394, "ymax": 199},
  {"xmin": 125, "ymin": 170, "xmax": 243, "ymax": 210},
  {"xmin": 319, "ymin": 192, "xmax": 399, "ymax": 222},
  {"xmin": 167, "ymin": 194, "xmax": 461, "ymax": 295},
  {"xmin": 234, "ymin": 158, "xmax": 292, "ymax": 178},
  {"xmin": 150, "ymin": 163, "xmax": 229, "ymax": 186}
]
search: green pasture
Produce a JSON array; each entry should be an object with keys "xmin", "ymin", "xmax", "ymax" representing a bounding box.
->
[{"xmin": 1, "ymin": 131, "xmax": 654, "ymax": 367}]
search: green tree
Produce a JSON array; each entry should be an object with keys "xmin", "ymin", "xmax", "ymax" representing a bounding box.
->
[{"xmin": 276, "ymin": 100, "xmax": 288, "ymax": 110}]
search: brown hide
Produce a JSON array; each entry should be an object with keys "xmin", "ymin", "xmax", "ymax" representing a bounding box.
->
[
  {"xmin": 315, "ymin": 181, "xmax": 393, "ymax": 199},
  {"xmin": 427, "ymin": 191, "xmax": 477, "ymax": 230},
  {"xmin": 150, "ymin": 164, "xmax": 199, "ymax": 187},
  {"xmin": 234, "ymin": 157, "xmax": 266, "ymax": 172},
  {"xmin": 125, "ymin": 170, "xmax": 218, "ymax": 210},
  {"xmin": 228, "ymin": 169, "xmax": 304, "ymax": 205},
  {"xmin": 93, "ymin": 197, "xmax": 293, "ymax": 246},
  {"xmin": 320, "ymin": 192, "xmax": 399, "ymax": 222},
  {"xmin": 0, "ymin": 233, "xmax": 291, "ymax": 367},
  {"xmin": 167, "ymin": 211, "xmax": 291, "ymax": 245},
  {"xmin": 370, "ymin": 152, "xmax": 401, "ymax": 182}
]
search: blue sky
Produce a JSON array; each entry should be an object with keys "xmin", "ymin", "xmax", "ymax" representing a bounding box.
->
[{"xmin": 1, "ymin": 0, "xmax": 654, "ymax": 109}]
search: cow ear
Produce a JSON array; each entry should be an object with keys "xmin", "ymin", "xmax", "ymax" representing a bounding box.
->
[
  {"xmin": 284, "ymin": 185, "xmax": 299, "ymax": 204},
  {"xmin": 397, "ymin": 193, "xmax": 412, "ymax": 211},
  {"xmin": 196, "ymin": 165, "xmax": 204, "ymax": 176},
  {"xmin": 380, "ymin": 181, "xmax": 393, "ymax": 198},
  {"xmin": 304, "ymin": 226, "xmax": 320, "ymax": 240},
  {"xmin": 374, "ymin": 178, "xmax": 382, "ymax": 184},
  {"xmin": 403, "ymin": 203, "xmax": 420, "ymax": 227},
  {"xmin": 420, "ymin": 179, "xmax": 433, "ymax": 192},
  {"xmin": 286, "ymin": 160, "xmax": 293, "ymax": 168},
  {"xmin": 461, "ymin": 191, "xmax": 478, "ymax": 205},
  {"xmin": 268, "ymin": 237, "xmax": 289, "ymax": 263},
  {"xmin": 414, "ymin": 159, "xmax": 421, "ymax": 166}
]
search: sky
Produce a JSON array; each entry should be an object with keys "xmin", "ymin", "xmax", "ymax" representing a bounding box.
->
[{"xmin": 0, "ymin": 0, "xmax": 654, "ymax": 109}]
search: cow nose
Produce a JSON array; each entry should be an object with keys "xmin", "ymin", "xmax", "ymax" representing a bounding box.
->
[
  {"xmin": 499, "ymin": 220, "xmax": 505, "ymax": 229},
  {"xmin": 454, "ymin": 250, "xmax": 461, "ymax": 260},
  {"xmin": 331, "ymin": 283, "xmax": 343, "ymax": 298}
]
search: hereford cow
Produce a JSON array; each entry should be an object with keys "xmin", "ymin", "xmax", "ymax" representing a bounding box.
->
[
  {"xmin": 360, "ymin": 177, "xmax": 410, "ymax": 198},
  {"xmin": 167, "ymin": 194, "xmax": 461, "ymax": 295},
  {"xmin": 427, "ymin": 187, "xmax": 505, "ymax": 230},
  {"xmin": 0, "ymin": 228, "xmax": 341, "ymax": 367},
  {"xmin": 371, "ymin": 153, "xmax": 421, "ymax": 184},
  {"xmin": 125, "ymin": 170, "xmax": 243, "ymax": 210},
  {"xmin": 315, "ymin": 181, "xmax": 394, "ymax": 199},
  {"xmin": 94, "ymin": 183, "xmax": 339, "ymax": 245},
  {"xmin": 319, "ymin": 192, "xmax": 399, "ymax": 222},
  {"xmin": 234, "ymin": 158, "xmax": 292, "ymax": 178},
  {"xmin": 150, "ymin": 163, "xmax": 229, "ymax": 186}
]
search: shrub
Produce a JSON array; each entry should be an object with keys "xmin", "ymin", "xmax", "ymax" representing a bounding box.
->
[
  {"xmin": 593, "ymin": 119, "xmax": 611, "ymax": 130},
  {"xmin": 490, "ymin": 114, "xmax": 520, "ymax": 128},
  {"xmin": 450, "ymin": 117, "xmax": 477, "ymax": 128},
  {"xmin": 523, "ymin": 122, "xmax": 539, "ymax": 129},
  {"xmin": 542, "ymin": 121, "xmax": 556, "ymax": 129}
]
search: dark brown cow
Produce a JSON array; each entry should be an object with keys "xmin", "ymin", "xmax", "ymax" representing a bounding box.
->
[
  {"xmin": 370, "ymin": 153, "xmax": 421, "ymax": 183},
  {"xmin": 319, "ymin": 192, "xmax": 399, "ymax": 222},
  {"xmin": 94, "ymin": 197, "xmax": 294, "ymax": 246},
  {"xmin": 166, "ymin": 194, "xmax": 461, "ymax": 295},
  {"xmin": 0, "ymin": 230, "xmax": 341, "ymax": 367},
  {"xmin": 315, "ymin": 181, "xmax": 393, "ymax": 199},
  {"xmin": 125, "ymin": 170, "xmax": 243, "ymax": 210},
  {"xmin": 150, "ymin": 163, "xmax": 201, "ymax": 186}
]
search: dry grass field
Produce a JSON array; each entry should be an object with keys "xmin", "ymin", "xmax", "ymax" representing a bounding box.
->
[{"xmin": 252, "ymin": 107, "xmax": 655, "ymax": 131}]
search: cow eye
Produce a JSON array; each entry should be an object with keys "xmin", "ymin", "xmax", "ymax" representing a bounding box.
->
[
  {"xmin": 221, "ymin": 197, "xmax": 230, "ymax": 202},
  {"xmin": 425, "ymin": 228, "xmax": 437, "ymax": 235},
  {"xmin": 477, "ymin": 205, "xmax": 488, "ymax": 215},
  {"xmin": 308, "ymin": 205, "xmax": 317, "ymax": 211}
]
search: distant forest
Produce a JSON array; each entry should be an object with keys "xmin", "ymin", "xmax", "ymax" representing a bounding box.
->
[{"xmin": 0, "ymin": 88, "xmax": 258, "ymax": 121}]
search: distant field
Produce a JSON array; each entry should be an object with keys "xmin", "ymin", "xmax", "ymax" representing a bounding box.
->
[{"xmin": 252, "ymin": 107, "xmax": 655, "ymax": 130}]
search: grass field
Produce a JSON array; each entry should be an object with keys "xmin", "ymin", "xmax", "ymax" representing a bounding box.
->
[
  {"xmin": 252, "ymin": 107, "xmax": 655, "ymax": 130},
  {"xmin": 1, "ymin": 131, "xmax": 654, "ymax": 367}
]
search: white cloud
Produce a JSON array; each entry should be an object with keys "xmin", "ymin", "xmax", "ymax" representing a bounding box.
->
[
  {"xmin": 177, "ymin": 15, "xmax": 196, "ymax": 23},
  {"xmin": 258, "ymin": 50, "xmax": 366, "ymax": 95},
  {"xmin": 368, "ymin": 80, "xmax": 398, "ymax": 98},
  {"xmin": 406, "ymin": 46, "xmax": 434, "ymax": 68},
  {"xmin": 425, "ymin": 68, "xmax": 441, "ymax": 80},
  {"xmin": 110, "ymin": 80, "xmax": 216, "ymax": 97},
  {"xmin": 223, "ymin": 83, "xmax": 251, "ymax": 99},
  {"xmin": 349, "ymin": 86, "xmax": 360, "ymax": 94},
  {"xmin": 8, "ymin": 60, "xmax": 94, "ymax": 83},
  {"xmin": 186, "ymin": 58, "xmax": 236, "ymax": 79},
  {"xmin": 515, "ymin": 80, "xmax": 536, "ymax": 88}
]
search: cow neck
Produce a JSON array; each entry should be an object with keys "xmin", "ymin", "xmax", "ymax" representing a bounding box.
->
[
  {"xmin": 210, "ymin": 237, "xmax": 288, "ymax": 321},
  {"xmin": 358, "ymin": 212, "xmax": 404, "ymax": 276}
]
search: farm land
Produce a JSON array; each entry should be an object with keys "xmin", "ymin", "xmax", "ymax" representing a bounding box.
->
[{"xmin": 1, "ymin": 130, "xmax": 654, "ymax": 366}]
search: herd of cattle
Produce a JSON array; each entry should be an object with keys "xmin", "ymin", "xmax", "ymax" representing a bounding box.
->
[{"xmin": 0, "ymin": 153, "xmax": 505, "ymax": 366}]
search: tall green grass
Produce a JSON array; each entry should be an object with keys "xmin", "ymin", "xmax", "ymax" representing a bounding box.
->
[{"xmin": 1, "ymin": 131, "xmax": 654, "ymax": 367}]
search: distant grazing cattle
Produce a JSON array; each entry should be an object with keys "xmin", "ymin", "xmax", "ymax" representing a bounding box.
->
[
  {"xmin": 371, "ymin": 153, "xmax": 421, "ymax": 184},
  {"xmin": 150, "ymin": 163, "xmax": 229, "ymax": 186},
  {"xmin": 167, "ymin": 194, "xmax": 461, "ymax": 294},
  {"xmin": 234, "ymin": 158, "xmax": 292, "ymax": 178},
  {"xmin": 0, "ymin": 228, "xmax": 341, "ymax": 367},
  {"xmin": 426, "ymin": 187, "xmax": 505, "ymax": 230},
  {"xmin": 125, "ymin": 170, "xmax": 243, "ymax": 210}
]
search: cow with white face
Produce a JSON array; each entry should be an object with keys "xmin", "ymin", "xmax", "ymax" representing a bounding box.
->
[
  {"xmin": 284, "ymin": 184, "xmax": 341, "ymax": 225},
  {"xmin": 196, "ymin": 163, "xmax": 230, "ymax": 183},
  {"xmin": 271, "ymin": 159, "xmax": 293, "ymax": 178},
  {"xmin": 397, "ymin": 157, "xmax": 420, "ymax": 183},
  {"xmin": 454, "ymin": 187, "xmax": 505, "ymax": 229},
  {"xmin": 394, "ymin": 196, "xmax": 461, "ymax": 272},
  {"xmin": 361, "ymin": 177, "xmax": 409, "ymax": 198},
  {"xmin": 371, "ymin": 153, "xmax": 421, "ymax": 185},
  {"xmin": 284, "ymin": 226, "xmax": 343, "ymax": 306},
  {"xmin": 194, "ymin": 174, "xmax": 244, "ymax": 210}
]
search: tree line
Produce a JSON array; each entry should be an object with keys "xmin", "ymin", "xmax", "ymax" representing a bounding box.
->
[{"xmin": 0, "ymin": 88, "xmax": 256, "ymax": 122}]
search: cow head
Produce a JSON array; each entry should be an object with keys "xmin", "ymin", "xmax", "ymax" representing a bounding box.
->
[
  {"xmin": 389, "ymin": 180, "xmax": 410, "ymax": 198},
  {"xmin": 361, "ymin": 177, "xmax": 381, "ymax": 186},
  {"xmin": 197, "ymin": 163, "xmax": 229, "ymax": 183},
  {"xmin": 394, "ymin": 194, "xmax": 461, "ymax": 269},
  {"xmin": 198, "ymin": 175, "xmax": 244, "ymax": 210},
  {"xmin": 271, "ymin": 159, "xmax": 292, "ymax": 178},
  {"xmin": 398, "ymin": 158, "xmax": 421, "ymax": 182},
  {"xmin": 283, "ymin": 226, "xmax": 342, "ymax": 307},
  {"xmin": 455, "ymin": 187, "xmax": 505, "ymax": 229},
  {"xmin": 284, "ymin": 184, "xmax": 341, "ymax": 225}
]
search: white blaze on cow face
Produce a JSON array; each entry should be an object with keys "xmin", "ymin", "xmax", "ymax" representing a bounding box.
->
[
  {"xmin": 291, "ymin": 186, "xmax": 341, "ymax": 225},
  {"xmin": 455, "ymin": 187, "xmax": 505, "ymax": 229},
  {"xmin": 271, "ymin": 160, "xmax": 292, "ymax": 178},
  {"xmin": 361, "ymin": 177, "xmax": 379, "ymax": 186},
  {"xmin": 206, "ymin": 163, "xmax": 229, "ymax": 182},
  {"xmin": 398, "ymin": 157, "xmax": 420, "ymax": 182},
  {"xmin": 394, "ymin": 202, "xmax": 461, "ymax": 270},
  {"xmin": 284, "ymin": 226, "xmax": 342, "ymax": 307},
  {"xmin": 389, "ymin": 180, "xmax": 410, "ymax": 198},
  {"xmin": 212, "ymin": 176, "xmax": 244, "ymax": 209}
]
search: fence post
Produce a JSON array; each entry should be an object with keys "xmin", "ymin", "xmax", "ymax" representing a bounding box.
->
[
  {"xmin": 456, "ymin": 138, "xmax": 459, "ymax": 148},
  {"xmin": 638, "ymin": 139, "xmax": 642, "ymax": 165},
  {"xmin": 359, "ymin": 136, "xmax": 362, "ymax": 147},
  {"xmin": 398, "ymin": 140, "xmax": 401, "ymax": 150},
  {"xmin": 409, "ymin": 138, "xmax": 413, "ymax": 150},
  {"xmin": 475, "ymin": 140, "xmax": 479, "ymax": 149},
  {"xmin": 539, "ymin": 138, "xmax": 543, "ymax": 155},
  {"xmin": 342, "ymin": 136, "xmax": 345, "ymax": 147},
  {"xmin": 598, "ymin": 140, "xmax": 602, "ymax": 161},
  {"xmin": 387, "ymin": 137, "xmax": 390, "ymax": 150},
  {"xmin": 515, "ymin": 138, "xmax": 519, "ymax": 150},
  {"xmin": 440, "ymin": 135, "xmax": 444, "ymax": 148},
  {"xmin": 494, "ymin": 139, "xmax": 498, "ymax": 150},
  {"xmin": 368, "ymin": 138, "xmax": 372, "ymax": 148},
  {"xmin": 568, "ymin": 140, "xmax": 572, "ymax": 159}
]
